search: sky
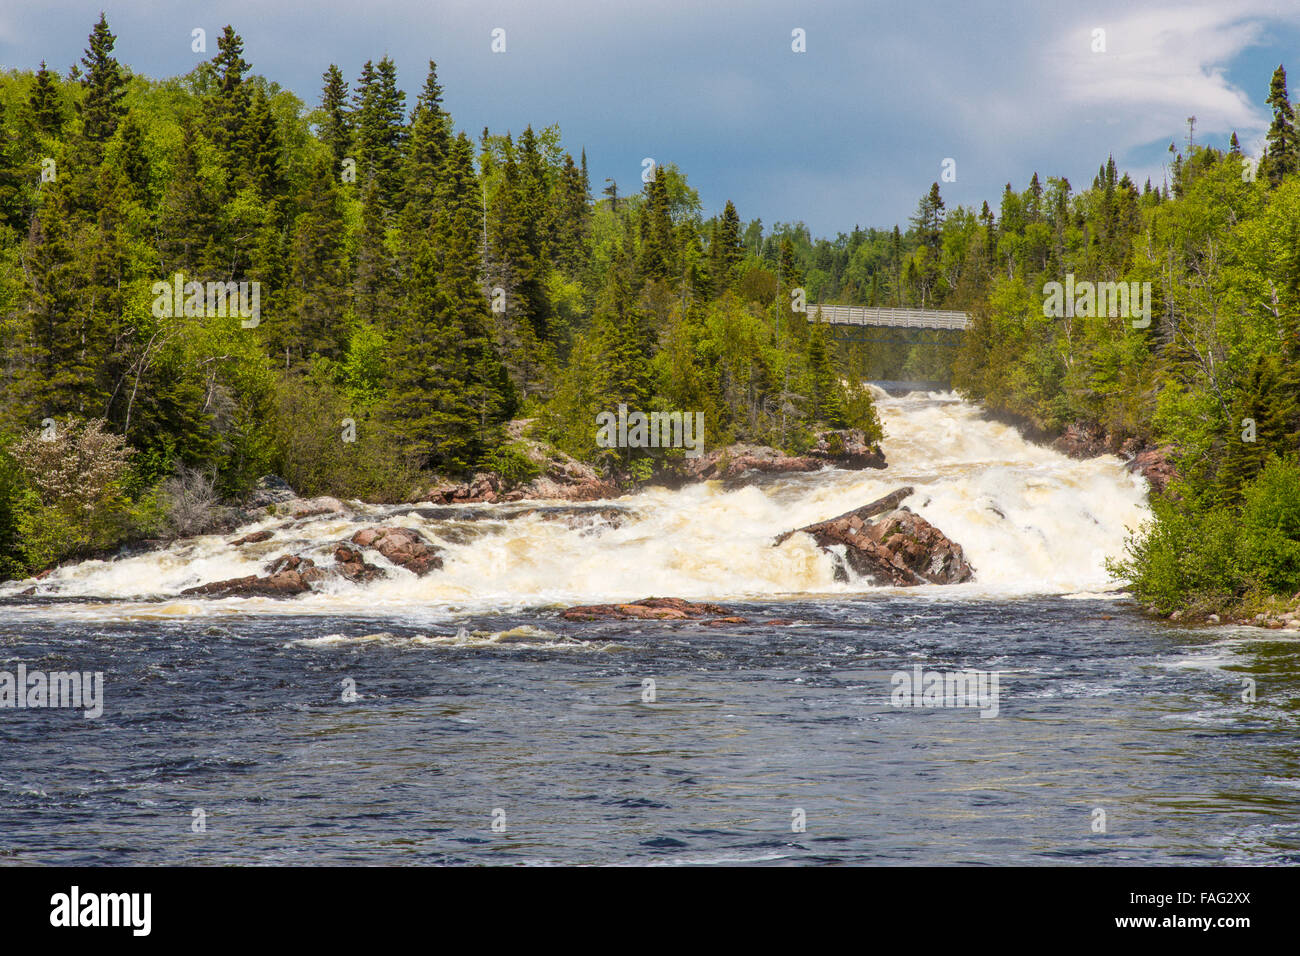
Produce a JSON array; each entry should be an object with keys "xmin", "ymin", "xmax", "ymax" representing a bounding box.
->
[{"xmin": 2, "ymin": 0, "xmax": 1299, "ymax": 238}]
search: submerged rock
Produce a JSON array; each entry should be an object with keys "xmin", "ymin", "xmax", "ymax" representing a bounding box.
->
[
  {"xmin": 562, "ymin": 597, "xmax": 735, "ymax": 621},
  {"xmin": 774, "ymin": 487, "xmax": 974, "ymax": 586},
  {"xmin": 231, "ymin": 529, "xmax": 274, "ymax": 546}
]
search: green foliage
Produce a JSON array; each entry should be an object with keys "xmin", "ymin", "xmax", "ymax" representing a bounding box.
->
[
  {"xmin": 1111, "ymin": 458, "xmax": 1300, "ymax": 613},
  {"xmin": 479, "ymin": 442, "xmax": 542, "ymax": 486}
]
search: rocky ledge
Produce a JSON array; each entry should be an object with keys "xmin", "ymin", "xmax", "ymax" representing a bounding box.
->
[
  {"xmin": 675, "ymin": 428, "xmax": 886, "ymax": 488},
  {"xmin": 774, "ymin": 486, "xmax": 974, "ymax": 586},
  {"xmin": 1048, "ymin": 422, "xmax": 1177, "ymax": 495},
  {"xmin": 425, "ymin": 423, "xmax": 887, "ymax": 503},
  {"xmin": 183, "ymin": 524, "xmax": 444, "ymax": 598}
]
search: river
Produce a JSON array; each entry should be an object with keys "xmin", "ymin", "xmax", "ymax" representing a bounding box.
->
[{"xmin": 2, "ymin": 389, "xmax": 1297, "ymax": 865}]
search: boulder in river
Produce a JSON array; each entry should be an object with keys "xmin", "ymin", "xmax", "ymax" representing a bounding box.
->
[
  {"xmin": 181, "ymin": 556, "xmax": 323, "ymax": 598},
  {"xmin": 350, "ymin": 526, "xmax": 443, "ymax": 575},
  {"xmin": 333, "ymin": 545, "xmax": 387, "ymax": 583},
  {"xmin": 808, "ymin": 428, "xmax": 888, "ymax": 470},
  {"xmin": 775, "ymin": 487, "xmax": 974, "ymax": 586}
]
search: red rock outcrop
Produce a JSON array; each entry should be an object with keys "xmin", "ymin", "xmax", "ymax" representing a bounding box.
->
[
  {"xmin": 775, "ymin": 487, "xmax": 974, "ymax": 586},
  {"xmin": 349, "ymin": 526, "xmax": 443, "ymax": 575}
]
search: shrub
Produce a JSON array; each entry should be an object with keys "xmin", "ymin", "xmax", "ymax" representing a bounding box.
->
[
  {"xmin": 480, "ymin": 442, "xmax": 542, "ymax": 486},
  {"xmin": 1110, "ymin": 456, "xmax": 1300, "ymax": 612},
  {"xmin": 160, "ymin": 466, "xmax": 219, "ymax": 537}
]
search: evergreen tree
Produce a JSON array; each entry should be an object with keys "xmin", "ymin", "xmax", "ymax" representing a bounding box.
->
[
  {"xmin": 285, "ymin": 158, "xmax": 351, "ymax": 364},
  {"xmin": 709, "ymin": 200, "xmax": 743, "ymax": 289},
  {"xmin": 594, "ymin": 241, "xmax": 654, "ymax": 416},
  {"xmin": 157, "ymin": 123, "xmax": 222, "ymax": 275},
  {"xmin": 352, "ymin": 57, "xmax": 407, "ymax": 214},
  {"xmin": 318, "ymin": 64, "xmax": 352, "ymax": 169},
  {"xmin": 353, "ymin": 172, "xmax": 399, "ymax": 329},
  {"xmin": 1219, "ymin": 353, "xmax": 1299, "ymax": 501},
  {"xmin": 27, "ymin": 61, "xmax": 64, "ymax": 137},
  {"xmin": 1263, "ymin": 65, "xmax": 1297, "ymax": 186},
  {"xmin": 384, "ymin": 135, "xmax": 512, "ymax": 471},
  {"xmin": 0, "ymin": 98, "xmax": 26, "ymax": 232},
  {"xmin": 239, "ymin": 85, "xmax": 287, "ymax": 200},
  {"xmin": 805, "ymin": 319, "xmax": 846, "ymax": 427},
  {"xmin": 207, "ymin": 26, "xmax": 251, "ymax": 165},
  {"xmin": 550, "ymin": 151, "xmax": 590, "ymax": 275},
  {"xmin": 911, "ymin": 182, "xmax": 945, "ymax": 250},
  {"xmin": 400, "ymin": 61, "xmax": 453, "ymax": 235},
  {"xmin": 77, "ymin": 14, "xmax": 127, "ymax": 145},
  {"xmin": 639, "ymin": 173, "xmax": 675, "ymax": 282}
]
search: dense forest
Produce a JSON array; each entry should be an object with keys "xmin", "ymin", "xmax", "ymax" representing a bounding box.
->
[
  {"xmin": 3, "ymin": 16, "xmax": 1300, "ymax": 620},
  {"xmin": 939, "ymin": 68, "xmax": 1300, "ymax": 618},
  {"xmin": 0, "ymin": 16, "xmax": 887, "ymax": 580}
]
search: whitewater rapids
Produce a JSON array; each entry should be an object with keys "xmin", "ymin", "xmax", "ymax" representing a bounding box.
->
[{"xmin": 0, "ymin": 389, "xmax": 1153, "ymax": 620}]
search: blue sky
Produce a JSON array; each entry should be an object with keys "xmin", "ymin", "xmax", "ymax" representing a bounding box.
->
[{"xmin": 2, "ymin": 0, "xmax": 1298, "ymax": 237}]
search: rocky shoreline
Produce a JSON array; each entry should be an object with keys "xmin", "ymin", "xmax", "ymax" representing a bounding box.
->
[
  {"xmin": 979, "ymin": 407, "xmax": 1177, "ymax": 494},
  {"xmin": 424, "ymin": 423, "xmax": 888, "ymax": 504}
]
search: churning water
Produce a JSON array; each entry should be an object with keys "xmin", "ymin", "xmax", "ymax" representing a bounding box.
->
[{"xmin": 2, "ymin": 391, "xmax": 1298, "ymax": 864}]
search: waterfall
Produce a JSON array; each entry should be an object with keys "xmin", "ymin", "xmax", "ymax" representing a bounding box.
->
[{"xmin": 2, "ymin": 389, "xmax": 1152, "ymax": 619}]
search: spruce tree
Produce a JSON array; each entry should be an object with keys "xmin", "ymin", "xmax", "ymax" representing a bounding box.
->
[
  {"xmin": 1263, "ymin": 65, "xmax": 1297, "ymax": 186},
  {"xmin": 157, "ymin": 123, "xmax": 222, "ymax": 275},
  {"xmin": 78, "ymin": 14, "xmax": 127, "ymax": 145},
  {"xmin": 352, "ymin": 57, "xmax": 407, "ymax": 214},
  {"xmin": 806, "ymin": 319, "xmax": 846, "ymax": 427},
  {"xmin": 353, "ymin": 172, "xmax": 398, "ymax": 329},
  {"xmin": 400, "ymin": 61, "xmax": 453, "ymax": 235},
  {"xmin": 639, "ymin": 173, "xmax": 675, "ymax": 282},
  {"xmin": 27, "ymin": 61, "xmax": 65, "ymax": 137},
  {"xmin": 286, "ymin": 158, "xmax": 351, "ymax": 363},
  {"xmin": 594, "ymin": 241, "xmax": 654, "ymax": 417},
  {"xmin": 318, "ymin": 64, "xmax": 352, "ymax": 168},
  {"xmin": 709, "ymin": 200, "xmax": 743, "ymax": 290},
  {"xmin": 0, "ymin": 98, "xmax": 26, "ymax": 232},
  {"xmin": 1219, "ymin": 353, "xmax": 1299, "ymax": 501},
  {"xmin": 549, "ymin": 152, "xmax": 590, "ymax": 276},
  {"xmin": 207, "ymin": 26, "xmax": 251, "ymax": 165},
  {"xmin": 239, "ymin": 86, "xmax": 286, "ymax": 200}
]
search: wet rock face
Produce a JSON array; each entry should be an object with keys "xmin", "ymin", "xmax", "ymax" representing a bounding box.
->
[
  {"xmin": 180, "ymin": 555, "xmax": 324, "ymax": 598},
  {"xmin": 333, "ymin": 545, "xmax": 385, "ymax": 583},
  {"xmin": 349, "ymin": 526, "xmax": 443, "ymax": 576},
  {"xmin": 1052, "ymin": 422, "xmax": 1112, "ymax": 459},
  {"xmin": 775, "ymin": 487, "xmax": 975, "ymax": 586},
  {"xmin": 1125, "ymin": 444, "xmax": 1177, "ymax": 494}
]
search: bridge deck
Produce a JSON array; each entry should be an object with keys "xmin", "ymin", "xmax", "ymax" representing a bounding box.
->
[{"xmin": 810, "ymin": 304, "xmax": 970, "ymax": 330}]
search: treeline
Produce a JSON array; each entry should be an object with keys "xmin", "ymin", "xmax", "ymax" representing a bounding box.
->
[
  {"xmin": 929, "ymin": 64, "xmax": 1300, "ymax": 615},
  {"xmin": 0, "ymin": 16, "xmax": 880, "ymax": 578}
]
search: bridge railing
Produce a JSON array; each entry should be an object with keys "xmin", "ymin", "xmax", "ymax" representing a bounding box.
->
[{"xmin": 809, "ymin": 304, "xmax": 970, "ymax": 330}]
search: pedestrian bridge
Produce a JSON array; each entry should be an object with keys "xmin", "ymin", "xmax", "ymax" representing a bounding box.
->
[{"xmin": 809, "ymin": 305, "xmax": 970, "ymax": 330}]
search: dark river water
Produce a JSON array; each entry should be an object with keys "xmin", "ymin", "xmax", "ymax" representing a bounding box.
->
[{"xmin": 3, "ymin": 596, "xmax": 1298, "ymax": 865}]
